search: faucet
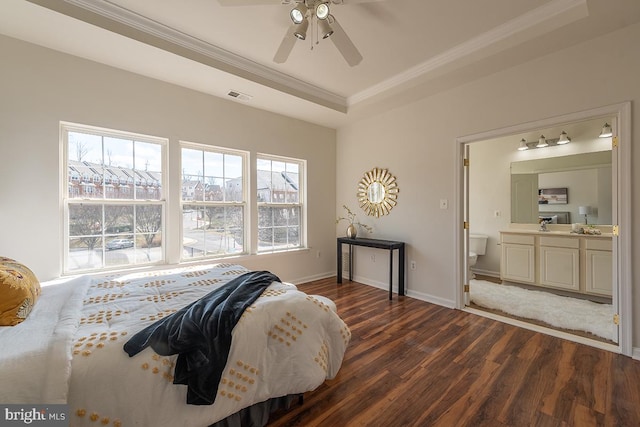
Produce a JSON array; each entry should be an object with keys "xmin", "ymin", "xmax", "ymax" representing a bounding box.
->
[{"xmin": 539, "ymin": 219, "xmax": 549, "ymax": 232}]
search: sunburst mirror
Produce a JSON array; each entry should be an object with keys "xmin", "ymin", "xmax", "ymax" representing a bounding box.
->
[{"xmin": 357, "ymin": 167, "xmax": 399, "ymax": 217}]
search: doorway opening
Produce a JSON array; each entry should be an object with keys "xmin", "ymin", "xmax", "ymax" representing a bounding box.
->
[{"xmin": 455, "ymin": 102, "xmax": 632, "ymax": 356}]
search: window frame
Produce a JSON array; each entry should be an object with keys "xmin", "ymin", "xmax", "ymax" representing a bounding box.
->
[
  {"xmin": 256, "ymin": 153, "xmax": 306, "ymax": 253},
  {"xmin": 61, "ymin": 122, "xmax": 168, "ymax": 274},
  {"xmin": 179, "ymin": 141, "xmax": 249, "ymax": 261}
]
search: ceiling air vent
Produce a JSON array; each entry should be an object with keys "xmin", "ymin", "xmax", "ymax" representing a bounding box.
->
[{"xmin": 227, "ymin": 90, "xmax": 252, "ymax": 102}]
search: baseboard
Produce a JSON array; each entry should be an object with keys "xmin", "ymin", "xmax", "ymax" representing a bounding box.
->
[
  {"xmin": 289, "ymin": 271, "xmax": 335, "ymax": 286},
  {"xmin": 633, "ymin": 347, "xmax": 640, "ymax": 360},
  {"xmin": 470, "ymin": 267, "xmax": 500, "ymax": 279},
  {"xmin": 406, "ymin": 289, "xmax": 456, "ymax": 308},
  {"xmin": 350, "ymin": 274, "xmax": 456, "ymax": 308}
]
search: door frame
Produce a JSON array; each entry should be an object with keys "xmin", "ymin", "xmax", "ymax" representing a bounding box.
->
[{"xmin": 454, "ymin": 102, "xmax": 631, "ymax": 356}]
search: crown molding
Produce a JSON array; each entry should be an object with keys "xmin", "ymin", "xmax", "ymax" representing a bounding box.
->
[
  {"xmin": 348, "ymin": 0, "xmax": 588, "ymax": 106},
  {"xmin": 26, "ymin": 0, "xmax": 348, "ymax": 112}
]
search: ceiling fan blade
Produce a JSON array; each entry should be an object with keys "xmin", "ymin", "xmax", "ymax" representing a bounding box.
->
[
  {"xmin": 273, "ymin": 25, "xmax": 297, "ymax": 64},
  {"xmin": 328, "ymin": 17, "xmax": 363, "ymax": 67},
  {"xmin": 218, "ymin": 0, "xmax": 293, "ymax": 6}
]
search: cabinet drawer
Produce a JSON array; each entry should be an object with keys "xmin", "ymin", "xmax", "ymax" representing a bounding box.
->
[
  {"xmin": 501, "ymin": 234, "xmax": 534, "ymax": 245},
  {"xmin": 539, "ymin": 236, "xmax": 579, "ymax": 249},
  {"xmin": 584, "ymin": 238, "xmax": 612, "ymax": 251}
]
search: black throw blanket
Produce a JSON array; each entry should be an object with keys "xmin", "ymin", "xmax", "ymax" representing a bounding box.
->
[{"xmin": 123, "ymin": 270, "xmax": 280, "ymax": 405}]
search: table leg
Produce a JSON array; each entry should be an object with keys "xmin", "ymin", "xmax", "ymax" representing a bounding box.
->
[
  {"xmin": 348, "ymin": 245, "xmax": 353, "ymax": 281},
  {"xmin": 399, "ymin": 244, "xmax": 405, "ymax": 296},
  {"xmin": 337, "ymin": 241, "xmax": 342, "ymax": 284},
  {"xmin": 389, "ymin": 249, "xmax": 393, "ymax": 300}
]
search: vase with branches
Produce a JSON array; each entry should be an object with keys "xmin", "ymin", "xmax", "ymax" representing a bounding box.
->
[{"xmin": 336, "ymin": 205, "xmax": 372, "ymax": 238}]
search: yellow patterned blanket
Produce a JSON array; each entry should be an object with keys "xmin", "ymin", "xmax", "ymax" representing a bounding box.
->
[{"xmin": 1, "ymin": 263, "xmax": 350, "ymax": 427}]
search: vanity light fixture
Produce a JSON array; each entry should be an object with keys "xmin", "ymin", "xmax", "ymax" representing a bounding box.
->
[
  {"xmin": 599, "ymin": 122, "xmax": 613, "ymax": 138},
  {"xmin": 557, "ymin": 131, "xmax": 571, "ymax": 145},
  {"xmin": 536, "ymin": 135, "xmax": 548, "ymax": 148},
  {"xmin": 517, "ymin": 131, "xmax": 571, "ymax": 151}
]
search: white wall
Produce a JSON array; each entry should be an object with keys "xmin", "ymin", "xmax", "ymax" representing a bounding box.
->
[
  {"xmin": 337, "ymin": 23, "xmax": 640, "ymax": 345},
  {"xmin": 0, "ymin": 35, "xmax": 337, "ymax": 284}
]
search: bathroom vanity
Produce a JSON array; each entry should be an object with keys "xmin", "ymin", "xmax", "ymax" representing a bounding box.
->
[{"xmin": 500, "ymin": 229, "xmax": 612, "ymax": 297}]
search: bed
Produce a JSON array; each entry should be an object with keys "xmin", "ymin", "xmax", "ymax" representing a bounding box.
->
[{"xmin": 0, "ymin": 262, "xmax": 350, "ymax": 427}]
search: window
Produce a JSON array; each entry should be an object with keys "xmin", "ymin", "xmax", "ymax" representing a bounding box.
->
[
  {"xmin": 181, "ymin": 143, "xmax": 247, "ymax": 260},
  {"xmin": 62, "ymin": 123, "xmax": 166, "ymax": 273},
  {"xmin": 257, "ymin": 155, "xmax": 304, "ymax": 252}
]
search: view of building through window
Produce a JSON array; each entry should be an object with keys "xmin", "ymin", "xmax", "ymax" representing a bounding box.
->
[
  {"xmin": 63, "ymin": 123, "xmax": 306, "ymax": 273},
  {"xmin": 181, "ymin": 145, "xmax": 246, "ymax": 259},
  {"xmin": 257, "ymin": 156, "xmax": 303, "ymax": 252},
  {"xmin": 64, "ymin": 125, "xmax": 165, "ymax": 272}
]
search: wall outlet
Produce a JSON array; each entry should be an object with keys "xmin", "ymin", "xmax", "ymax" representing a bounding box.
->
[
  {"xmin": 370, "ymin": 254, "xmax": 376, "ymax": 263},
  {"xmin": 410, "ymin": 260, "xmax": 416, "ymax": 270},
  {"xmin": 494, "ymin": 210, "xmax": 501, "ymax": 217},
  {"xmin": 316, "ymin": 250, "xmax": 321, "ymax": 258},
  {"xmin": 440, "ymin": 199, "xmax": 448, "ymax": 209}
]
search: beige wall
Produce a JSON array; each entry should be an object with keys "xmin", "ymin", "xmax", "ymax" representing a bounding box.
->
[
  {"xmin": 337, "ymin": 23, "xmax": 640, "ymax": 348},
  {"xmin": 0, "ymin": 35, "xmax": 337, "ymax": 284}
]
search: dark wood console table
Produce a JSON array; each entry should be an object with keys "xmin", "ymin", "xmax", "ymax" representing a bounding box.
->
[{"xmin": 337, "ymin": 237, "xmax": 405, "ymax": 300}]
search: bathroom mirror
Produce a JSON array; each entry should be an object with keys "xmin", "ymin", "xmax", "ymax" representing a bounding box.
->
[
  {"xmin": 511, "ymin": 150, "xmax": 612, "ymax": 224},
  {"xmin": 357, "ymin": 167, "xmax": 399, "ymax": 217}
]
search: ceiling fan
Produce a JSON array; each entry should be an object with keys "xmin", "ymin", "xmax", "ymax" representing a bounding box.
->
[{"xmin": 218, "ymin": 0, "xmax": 385, "ymax": 67}]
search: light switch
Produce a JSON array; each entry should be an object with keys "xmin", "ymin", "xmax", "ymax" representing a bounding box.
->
[{"xmin": 440, "ymin": 199, "xmax": 448, "ymax": 209}]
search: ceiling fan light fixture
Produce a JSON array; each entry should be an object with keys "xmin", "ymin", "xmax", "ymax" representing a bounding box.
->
[
  {"xmin": 318, "ymin": 18, "xmax": 333, "ymax": 39},
  {"xmin": 293, "ymin": 18, "xmax": 309, "ymax": 40},
  {"xmin": 290, "ymin": 4, "xmax": 308, "ymax": 24},
  {"xmin": 316, "ymin": 2, "xmax": 330, "ymax": 20}
]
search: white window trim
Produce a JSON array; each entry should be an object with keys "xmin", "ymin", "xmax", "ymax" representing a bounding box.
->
[
  {"xmin": 256, "ymin": 153, "xmax": 306, "ymax": 254},
  {"xmin": 179, "ymin": 141, "xmax": 249, "ymax": 261},
  {"xmin": 60, "ymin": 122, "xmax": 168, "ymax": 274}
]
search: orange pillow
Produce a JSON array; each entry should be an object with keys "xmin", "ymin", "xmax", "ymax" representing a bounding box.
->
[{"xmin": 0, "ymin": 257, "xmax": 41, "ymax": 326}]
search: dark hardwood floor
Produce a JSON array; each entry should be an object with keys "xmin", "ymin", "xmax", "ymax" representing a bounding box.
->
[{"xmin": 267, "ymin": 278, "xmax": 640, "ymax": 427}]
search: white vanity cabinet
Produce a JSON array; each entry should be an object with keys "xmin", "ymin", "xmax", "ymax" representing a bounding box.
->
[
  {"xmin": 584, "ymin": 238, "xmax": 613, "ymax": 296},
  {"xmin": 500, "ymin": 234, "xmax": 535, "ymax": 284},
  {"xmin": 500, "ymin": 231, "xmax": 612, "ymax": 297},
  {"xmin": 538, "ymin": 236, "xmax": 580, "ymax": 292}
]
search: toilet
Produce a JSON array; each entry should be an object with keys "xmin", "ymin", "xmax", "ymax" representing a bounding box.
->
[{"xmin": 468, "ymin": 233, "xmax": 488, "ymax": 279}]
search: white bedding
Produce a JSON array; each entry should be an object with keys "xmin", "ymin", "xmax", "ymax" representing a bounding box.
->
[
  {"xmin": 0, "ymin": 275, "xmax": 90, "ymax": 404},
  {"xmin": 0, "ymin": 263, "xmax": 350, "ymax": 427}
]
